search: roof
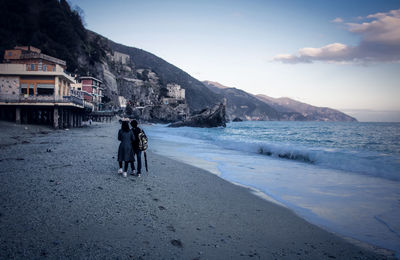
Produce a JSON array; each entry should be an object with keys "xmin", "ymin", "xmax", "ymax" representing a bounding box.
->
[{"xmin": 79, "ymin": 76, "xmax": 103, "ymax": 83}]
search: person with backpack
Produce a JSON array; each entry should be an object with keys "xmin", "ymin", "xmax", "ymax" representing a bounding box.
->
[
  {"xmin": 130, "ymin": 120, "xmax": 148, "ymax": 177},
  {"xmin": 117, "ymin": 120, "xmax": 135, "ymax": 177}
]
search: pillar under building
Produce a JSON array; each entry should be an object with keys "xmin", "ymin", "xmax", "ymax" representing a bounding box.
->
[
  {"xmin": 15, "ymin": 107, "xmax": 21, "ymax": 124},
  {"xmin": 53, "ymin": 107, "xmax": 59, "ymax": 129},
  {"xmin": 69, "ymin": 110, "xmax": 73, "ymax": 128}
]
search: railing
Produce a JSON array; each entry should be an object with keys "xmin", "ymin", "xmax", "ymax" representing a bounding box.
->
[
  {"xmin": 0, "ymin": 63, "xmax": 64, "ymax": 73},
  {"xmin": 63, "ymin": 95, "xmax": 84, "ymax": 106},
  {"xmin": 0, "ymin": 64, "xmax": 75, "ymax": 82},
  {"xmin": 0, "ymin": 94, "xmax": 85, "ymax": 107},
  {"xmin": 21, "ymin": 53, "xmax": 66, "ymax": 66},
  {"xmin": 83, "ymin": 100, "xmax": 94, "ymax": 110}
]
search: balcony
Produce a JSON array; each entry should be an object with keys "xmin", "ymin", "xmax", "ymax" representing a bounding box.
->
[
  {"xmin": 0, "ymin": 94, "xmax": 85, "ymax": 107},
  {"xmin": 0, "ymin": 63, "xmax": 75, "ymax": 82},
  {"xmin": 83, "ymin": 101, "xmax": 94, "ymax": 111}
]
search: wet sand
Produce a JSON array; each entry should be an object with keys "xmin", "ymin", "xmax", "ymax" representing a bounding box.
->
[{"xmin": 0, "ymin": 120, "xmax": 394, "ymax": 259}]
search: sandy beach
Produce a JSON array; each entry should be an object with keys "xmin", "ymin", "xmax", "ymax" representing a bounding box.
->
[{"xmin": 0, "ymin": 120, "xmax": 394, "ymax": 259}]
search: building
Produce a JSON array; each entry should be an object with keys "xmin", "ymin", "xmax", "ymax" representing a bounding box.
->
[
  {"xmin": 108, "ymin": 51, "xmax": 130, "ymax": 65},
  {"xmin": 161, "ymin": 83, "xmax": 185, "ymax": 105},
  {"xmin": 118, "ymin": 96, "xmax": 127, "ymax": 108},
  {"xmin": 78, "ymin": 76, "xmax": 104, "ymax": 111},
  {"xmin": 70, "ymin": 82, "xmax": 94, "ymax": 111},
  {"xmin": 4, "ymin": 46, "xmax": 67, "ymax": 71},
  {"xmin": 0, "ymin": 46, "xmax": 89, "ymax": 128}
]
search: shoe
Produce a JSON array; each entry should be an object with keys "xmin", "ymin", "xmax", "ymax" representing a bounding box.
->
[
  {"xmin": 122, "ymin": 172, "xmax": 127, "ymax": 177},
  {"xmin": 118, "ymin": 168, "xmax": 123, "ymax": 174},
  {"xmin": 137, "ymin": 173, "xmax": 141, "ymax": 177},
  {"xmin": 130, "ymin": 170, "xmax": 135, "ymax": 176}
]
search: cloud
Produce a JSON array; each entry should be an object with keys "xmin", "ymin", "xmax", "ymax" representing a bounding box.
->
[
  {"xmin": 331, "ymin": 17, "xmax": 343, "ymax": 23},
  {"xmin": 273, "ymin": 8, "xmax": 400, "ymax": 64}
]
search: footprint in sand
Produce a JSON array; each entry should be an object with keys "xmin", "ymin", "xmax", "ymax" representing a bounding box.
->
[
  {"xmin": 167, "ymin": 225, "xmax": 176, "ymax": 232},
  {"xmin": 170, "ymin": 239, "xmax": 183, "ymax": 248}
]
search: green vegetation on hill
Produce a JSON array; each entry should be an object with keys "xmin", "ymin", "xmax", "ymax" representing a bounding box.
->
[{"xmin": 0, "ymin": 0, "xmax": 104, "ymax": 73}]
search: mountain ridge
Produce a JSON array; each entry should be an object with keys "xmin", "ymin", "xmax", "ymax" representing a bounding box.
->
[
  {"xmin": 256, "ymin": 94, "xmax": 357, "ymax": 121},
  {"xmin": 203, "ymin": 81, "xmax": 357, "ymax": 122}
]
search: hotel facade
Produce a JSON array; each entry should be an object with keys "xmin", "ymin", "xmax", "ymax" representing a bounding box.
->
[{"xmin": 0, "ymin": 46, "xmax": 99, "ymax": 128}]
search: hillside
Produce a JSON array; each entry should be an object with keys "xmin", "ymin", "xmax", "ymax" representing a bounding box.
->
[
  {"xmin": 203, "ymin": 81, "xmax": 283, "ymax": 120},
  {"xmin": 256, "ymin": 94, "xmax": 357, "ymax": 121},
  {"xmin": 0, "ymin": 0, "xmax": 221, "ymax": 115},
  {"xmin": 0, "ymin": 0, "xmax": 104, "ymax": 74},
  {"xmin": 107, "ymin": 40, "xmax": 220, "ymax": 111}
]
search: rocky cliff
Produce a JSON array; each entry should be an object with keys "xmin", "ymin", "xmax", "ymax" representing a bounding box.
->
[
  {"xmin": 77, "ymin": 31, "xmax": 225, "ymax": 123},
  {"xmin": 169, "ymin": 103, "xmax": 227, "ymax": 128}
]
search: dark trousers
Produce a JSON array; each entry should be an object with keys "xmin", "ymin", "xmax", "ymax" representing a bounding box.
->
[{"xmin": 133, "ymin": 149, "xmax": 142, "ymax": 173}]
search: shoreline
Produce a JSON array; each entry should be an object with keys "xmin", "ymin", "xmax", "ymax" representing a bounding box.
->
[
  {"xmin": 148, "ymin": 148, "xmax": 396, "ymax": 258},
  {"xmin": 146, "ymin": 122, "xmax": 400, "ymax": 256},
  {"xmin": 0, "ymin": 120, "xmax": 395, "ymax": 259}
]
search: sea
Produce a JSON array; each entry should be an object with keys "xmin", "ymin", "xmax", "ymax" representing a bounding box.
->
[{"xmin": 142, "ymin": 121, "xmax": 400, "ymax": 255}]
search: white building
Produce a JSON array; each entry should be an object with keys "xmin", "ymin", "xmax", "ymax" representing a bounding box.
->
[
  {"xmin": 110, "ymin": 51, "xmax": 130, "ymax": 65},
  {"xmin": 166, "ymin": 83, "xmax": 185, "ymax": 100}
]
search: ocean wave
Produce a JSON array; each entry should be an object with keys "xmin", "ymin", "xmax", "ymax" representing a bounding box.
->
[
  {"xmin": 147, "ymin": 124, "xmax": 400, "ymax": 182},
  {"xmin": 212, "ymin": 139, "xmax": 400, "ymax": 181},
  {"xmin": 257, "ymin": 147, "xmax": 315, "ymax": 163}
]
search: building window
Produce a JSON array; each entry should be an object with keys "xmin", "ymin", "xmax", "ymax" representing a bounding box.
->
[
  {"xmin": 37, "ymin": 88, "xmax": 54, "ymax": 95},
  {"xmin": 43, "ymin": 65, "xmax": 47, "ymax": 71},
  {"xmin": 20, "ymin": 84, "xmax": 27, "ymax": 94},
  {"xmin": 36, "ymin": 84, "xmax": 54, "ymax": 95},
  {"xmin": 8, "ymin": 51, "xmax": 12, "ymax": 56},
  {"xmin": 29, "ymin": 84, "xmax": 35, "ymax": 96},
  {"xmin": 30, "ymin": 64, "xmax": 35, "ymax": 71}
]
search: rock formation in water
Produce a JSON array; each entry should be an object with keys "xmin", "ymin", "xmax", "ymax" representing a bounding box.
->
[{"xmin": 169, "ymin": 103, "xmax": 227, "ymax": 128}]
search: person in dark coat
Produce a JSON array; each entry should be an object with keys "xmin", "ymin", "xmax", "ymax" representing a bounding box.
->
[
  {"xmin": 118, "ymin": 121, "xmax": 135, "ymax": 177},
  {"xmin": 130, "ymin": 120, "xmax": 143, "ymax": 177}
]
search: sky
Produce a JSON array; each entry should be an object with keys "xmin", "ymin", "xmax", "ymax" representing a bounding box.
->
[{"xmin": 68, "ymin": 0, "xmax": 400, "ymax": 122}]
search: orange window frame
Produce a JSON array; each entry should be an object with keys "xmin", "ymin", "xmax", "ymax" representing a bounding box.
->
[{"xmin": 20, "ymin": 79, "xmax": 55, "ymax": 95}]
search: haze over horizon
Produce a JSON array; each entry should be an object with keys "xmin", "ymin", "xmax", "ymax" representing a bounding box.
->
[{"xmin": 69, "ymin": 0, "xmax": 400, "ymax": 122}]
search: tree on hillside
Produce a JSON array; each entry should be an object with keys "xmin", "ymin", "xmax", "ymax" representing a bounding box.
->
[{"xmin": 0, "ymin": 0, "xmax": 96, "ymax": 73}]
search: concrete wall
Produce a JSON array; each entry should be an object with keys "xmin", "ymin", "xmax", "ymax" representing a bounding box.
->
[
  {"xmin": 112, "ymin": 51, "xmax": 130, "ymax": 65},
  {"xmin": 0, "ymin": 76, "xmax": 20, "ymax": 98}
]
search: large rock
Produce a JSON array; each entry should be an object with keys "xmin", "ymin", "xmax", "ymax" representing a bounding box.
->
[
  {"xmin": 129, "ymin": 104, "xmax": 188, "ymax": 123},
  {"xmin": 169, "ymin": 103, "xmax": 227, "ymax": 128}
]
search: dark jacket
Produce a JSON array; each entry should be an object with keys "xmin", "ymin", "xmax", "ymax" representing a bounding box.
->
[
  {"xmin": 131, "ymin": 127, "xmax": 142, "ymax": 151},
  {"xmin": 118, "ymin": 129, "xmax": 135, "ymax": 161}
]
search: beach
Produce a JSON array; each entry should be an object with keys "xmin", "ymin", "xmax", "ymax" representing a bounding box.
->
[{"xmin": 0, "ymin": 120, "xmax": 394, "ymax": 259}]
